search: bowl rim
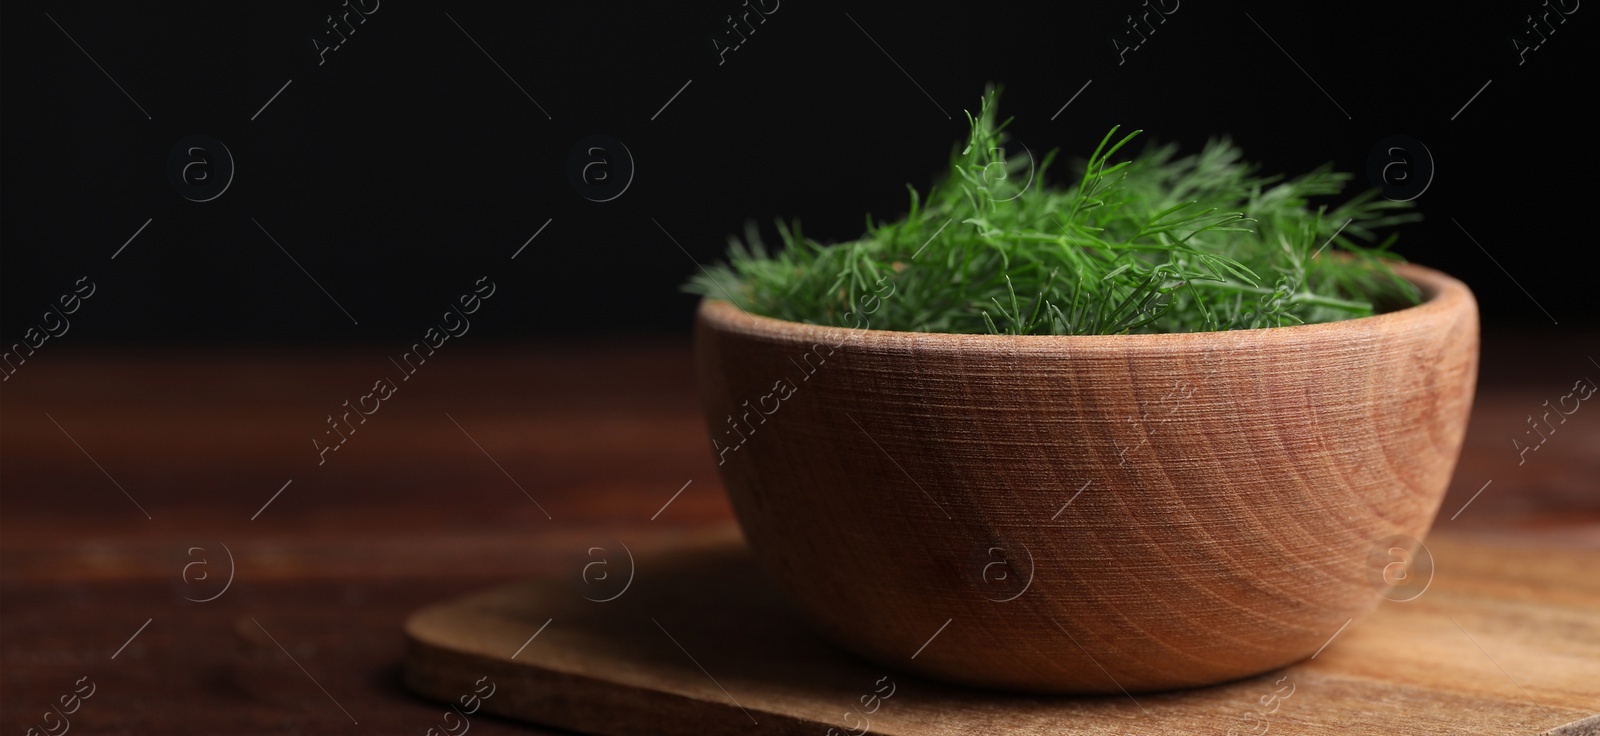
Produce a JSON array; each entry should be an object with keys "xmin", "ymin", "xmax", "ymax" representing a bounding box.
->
[{"xmin": 696, "ymin": 261, "xmax": 1475, "ymax": 350}]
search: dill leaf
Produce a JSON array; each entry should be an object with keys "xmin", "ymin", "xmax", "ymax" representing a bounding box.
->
[{"xmin": 686, "ymin": 86, "xmax": 1420, "ymax": 335}]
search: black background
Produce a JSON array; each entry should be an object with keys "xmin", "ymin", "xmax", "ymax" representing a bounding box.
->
[{"xmin": 3, "ymin": 0, "xmax": 1593, "ymax": 345}]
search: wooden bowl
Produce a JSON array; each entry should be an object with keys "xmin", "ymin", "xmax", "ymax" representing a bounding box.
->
[{"xmin": 693, "ymin": 262, "xmax": 1478, "ymax": 693}]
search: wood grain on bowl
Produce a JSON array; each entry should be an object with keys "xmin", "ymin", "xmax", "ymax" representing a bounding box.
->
[{"xmin": 693, "ymin": 262, "xmax": 1479, "ymax": 693}]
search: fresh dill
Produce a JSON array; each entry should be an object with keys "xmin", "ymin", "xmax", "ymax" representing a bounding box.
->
[{"xmin": 685, "ymin": 86, "xmax": 1420, "ymax": 335}]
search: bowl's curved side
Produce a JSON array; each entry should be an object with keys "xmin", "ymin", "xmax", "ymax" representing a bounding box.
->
[{"xmin": 694, "ymin": 262, "xmax": 1478, "ymax": 693}]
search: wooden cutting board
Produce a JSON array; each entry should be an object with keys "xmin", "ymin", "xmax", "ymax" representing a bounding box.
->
[{"xmin": 403, "ymin": 528, "xmax": 1600, "ymax": 735}]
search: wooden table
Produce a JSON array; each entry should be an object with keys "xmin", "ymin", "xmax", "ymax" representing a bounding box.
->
[{"xmin": 2, "ymin": 334, "xmax": 1596, "ymax": 734}]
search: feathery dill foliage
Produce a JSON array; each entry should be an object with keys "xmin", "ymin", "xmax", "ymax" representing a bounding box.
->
[{"xmin": 686, "ymin": 87, "xmax": 1421, "ymax": 335}]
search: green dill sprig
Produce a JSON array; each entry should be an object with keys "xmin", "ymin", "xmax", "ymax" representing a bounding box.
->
[{"xmin": 686, "ymin": 85, "xmax": 1420, "ymax": 335}]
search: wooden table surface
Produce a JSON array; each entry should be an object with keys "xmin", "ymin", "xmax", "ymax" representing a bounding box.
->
[{"xmin": 2, "ymin": 332, "xmax": 1597, "ymax": 734}]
